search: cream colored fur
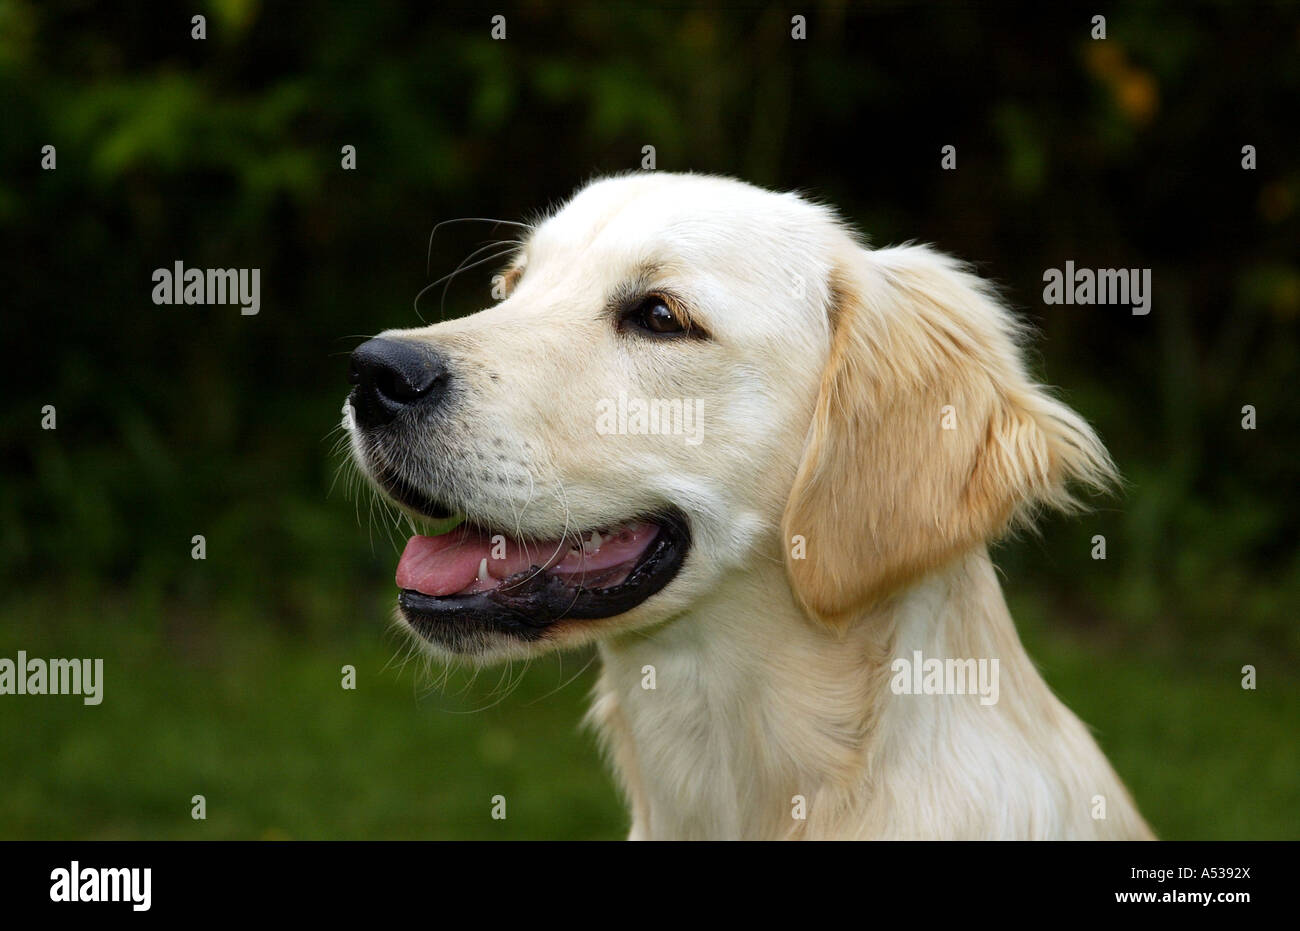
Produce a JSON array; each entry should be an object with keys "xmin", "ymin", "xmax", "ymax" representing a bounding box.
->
[{"xmin": 357, "ymin": 172, "xmax": 1153, "ymax": 840}]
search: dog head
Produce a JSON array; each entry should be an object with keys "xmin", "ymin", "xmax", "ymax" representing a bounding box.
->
[{"xmin": 345, "ymin": 173, "xmax": 1114, "ymax": 658}]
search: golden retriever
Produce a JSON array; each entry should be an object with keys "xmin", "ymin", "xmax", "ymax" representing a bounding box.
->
[{"xmin": 344, "ymin": 172, "xmax": 1153, "ymax": 840}]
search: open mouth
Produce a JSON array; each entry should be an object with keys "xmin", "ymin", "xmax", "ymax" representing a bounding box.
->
[{"xmin": 392, "ymin": 506, "xmax": 691, "ymax": 647}]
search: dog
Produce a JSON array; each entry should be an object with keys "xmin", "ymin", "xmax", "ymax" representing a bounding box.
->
[{"xmin": 344, "ymin": 172, "xmax": 1153, "ymax": 840}]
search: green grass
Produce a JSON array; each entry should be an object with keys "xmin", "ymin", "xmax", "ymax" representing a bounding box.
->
[
  {"xmin": 1015, "ymin": 601, "xmax": 1300, "ymax": 840},
  {"xmin": 0, "ymin": 590, "xmax": 1296, "ymax": 839},
  {"xmin": 0, "ymin": 595, "xmax": 625, "ymax": 840}
]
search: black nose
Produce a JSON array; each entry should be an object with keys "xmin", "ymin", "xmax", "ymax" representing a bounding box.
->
[{"xmin": 348, "ymin": 337, "xmax": 449, "ymax": 429}]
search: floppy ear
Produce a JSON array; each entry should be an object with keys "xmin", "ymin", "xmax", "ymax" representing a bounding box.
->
[{"xmin": 781, "ymin": 242, "xmax": 1117, "ymax": 626}]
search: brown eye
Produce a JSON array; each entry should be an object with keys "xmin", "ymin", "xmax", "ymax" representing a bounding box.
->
[{"xmin": 627, "ymin": 297, "xmax": 685, "ymax": 335}]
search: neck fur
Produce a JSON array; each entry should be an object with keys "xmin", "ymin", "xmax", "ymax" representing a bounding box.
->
[{"xmin": 589, "ymin": 546, "xmax": 1148, "ymax": 840}]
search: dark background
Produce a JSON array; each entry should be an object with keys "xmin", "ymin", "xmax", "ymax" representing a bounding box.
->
[{"xmin": 1, "ymin": 1, "xmax": 1297, "ymax": 838}]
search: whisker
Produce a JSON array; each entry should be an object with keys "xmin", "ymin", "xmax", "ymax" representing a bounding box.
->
[
  {"xmin": 426, "ymin": 217, "xmax": 531, "ymax": 276},
  {"xmin": 525, "ymin": 647, "xmax": 598, "ymax": 706},
  {"xmin": 441, "ymin": 239, "xmax": 524, "ymax": 319},
  {"xmin": 413, "ymin": 247, "xmax": 519, "ymax": 321}
]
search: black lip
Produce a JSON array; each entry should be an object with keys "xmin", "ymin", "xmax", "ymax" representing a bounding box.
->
[
  {"xmin": 398, "ymin": 510, "xmax": 691, "ymax": 650},
  {"xmin": 378, "ymin": 469, "xmax": 454, "ymax": 521},
  {"xmin": 369, "ymin": 472, "xmax": 455, "ymax": 527}
]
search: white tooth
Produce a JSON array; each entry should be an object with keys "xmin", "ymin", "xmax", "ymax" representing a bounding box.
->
[
  {"xmin": 588, "ymin": 530, "xmax": 603, "ymax": 550},
  {"xmin": 477, "ymin": 558, "xmax": 489, "ymax": 581}
]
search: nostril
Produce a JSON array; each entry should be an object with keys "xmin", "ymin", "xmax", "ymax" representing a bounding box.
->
[
  {"xmin": 374, "ymin": 366, "xmax": 426, "ymax": 404},
  {"xmin": 348, "ymin": 337, "xmax": 450, "ymax": 427}
]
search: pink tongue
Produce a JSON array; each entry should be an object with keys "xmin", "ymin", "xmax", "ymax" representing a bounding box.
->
[
  {"xmin": 395, "ymin": 522, "xmax": 660, "ymax": 597},
  {"xmin": 396, "ymin": 528, "xmax": 494, "ymax": 596},
  {"xmin": 550, "ymin": 523, "xmax": 659, "ymax": 576}
]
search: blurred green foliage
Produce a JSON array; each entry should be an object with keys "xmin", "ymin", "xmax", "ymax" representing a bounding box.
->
[{"xmin": 1, "ymin": 2, "xmax": 1297, "ymax": 838}]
